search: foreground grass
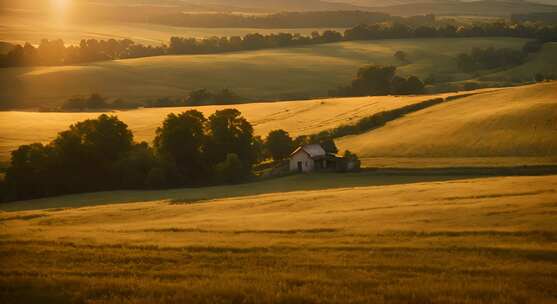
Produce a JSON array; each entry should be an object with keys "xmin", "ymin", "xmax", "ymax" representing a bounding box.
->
[{"xmin": 1, "ymin": 175, "xmax": 556, "ymax": 303}]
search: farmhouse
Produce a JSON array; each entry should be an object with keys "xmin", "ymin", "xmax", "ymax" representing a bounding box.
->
[{"xmin": 289, "ymin": 143, "xmax": 352, "ymax": 172}]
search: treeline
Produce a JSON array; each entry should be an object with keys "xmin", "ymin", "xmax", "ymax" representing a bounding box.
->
[
  {"xmin": 60, "ymin": 89, "xmax": 244, "ymax": 111},
  {"xmin": 153, "ymin": 11, "xmax": 395, "ymax": 28},
  {"xmin": 2, "ymin": 21, "xmax": 557, "ymax": 68},
  {"xmin": 511, "ymin": 12, "xmax": 557, "ymax": 25},
  {"xmin": 0, "ymin": 110, "xmax": 339, "ymax": 202},
  {"xmin": 456, "ymin": 47, "xmax": 527, "ymax": 73},
  {"xmin": 454, "ymin": 40, "xmax": 546, "ymax": 73},
  {"xmin": 329, "ymin": 65, "xmax": 425, "ymax": 97},
  {"xmin": 342, "ymin": 22, "xmax": 557, "ymax": 42}
]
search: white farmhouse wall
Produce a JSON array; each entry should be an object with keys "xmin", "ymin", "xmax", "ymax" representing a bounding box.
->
[{"xmin": 289, "ymin": 151, "xmax": 314, "ymax": 172}]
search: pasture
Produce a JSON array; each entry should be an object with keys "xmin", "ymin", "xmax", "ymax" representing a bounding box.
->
[
  {"xmin": 1, "ymin": 82, "xmax": 556, "ymax": 168},
  {"xmin": 0, "ymin": 37, "xmax": 537, "ymax": 107},
  {"xmin": 1, "ymin": 174, "xmax": 557, "ymax": 303},
  {"xmin": 0, "ymin": 91, "xmax": 461, "ymax": 162},
  {"xmin": 337, "ymin": 81, "xmax": 557, "ymax": 159},
  {"xmin": 0, "ymin": 14, "xmax": 339, "ymax": 46}
]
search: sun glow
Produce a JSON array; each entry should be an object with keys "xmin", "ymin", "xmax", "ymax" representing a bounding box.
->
[
  {"xmin": 52, "ymin": 0, "xmax": 70, "ymax": 12},
  {"xmin": 49, "ymin": 0, "xmax": 71, "ymax": 24}
]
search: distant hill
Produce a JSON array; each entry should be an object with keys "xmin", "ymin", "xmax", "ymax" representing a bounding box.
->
[{"xmin": 369, "ymin": 0, "xmax": 557, "ymax": 17}]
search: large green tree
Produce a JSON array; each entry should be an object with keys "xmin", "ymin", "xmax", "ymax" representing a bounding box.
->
[
  {"xmin": 154, "ymin": 110, "xmax": 208, "ymax": 184},
  {"xmin": 206, "ymin": 109, "xmax": 256, "ymax": 177},
  {"xmin": 265, "ymin": 129, "xmax": 294, "ymax": 161}
]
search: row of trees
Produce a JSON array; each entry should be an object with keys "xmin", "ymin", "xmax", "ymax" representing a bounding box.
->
[
  {"xmin": 329, "ymin": 65, "xmax": 425, "ymax": 97},
  {"xmin": 154, "ymin": 11, "xmax": 394, "ymax": 29},
  {"xmin": 456, "ymin": 47, "xmax": 528, "ymax": 73},
  {"xmin": 60, "ymin": 89, "xmax": 244, "ymax": 111},
  {"xmin": 0, "ymin": 111, "xmax": 339, "ymax": 202},
  {"xmin": 2, "ymin": 21, "xmax": 557, "ymax": 68}
]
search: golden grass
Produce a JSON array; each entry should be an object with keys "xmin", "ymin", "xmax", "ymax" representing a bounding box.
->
[
  {"xmin": 0, "ymin": 37, "xmax": 530, "ymax": 106},
  {"xmin": 0, "ymin": 13, "xmax": 338, "ymax": 46},
  {"xmin": 0, "ymin": 91, "xmax": 461, "ymax": 162},
  {"xmin": 337, "ymin": 81, "xmax": 557, "ymax": 159},
  {"xmin": 1, "ymin": 174, "xmax": 556, "ymax": 303}
]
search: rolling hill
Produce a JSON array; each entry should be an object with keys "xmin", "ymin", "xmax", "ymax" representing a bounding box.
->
[
  {"xmin": 0, "ymin": 37, "xmax": 534, "ymax": 108},
  {"xmin": 337, "ymin": 81, "xmax": 557, "ymax": 161},
  {"xmin": 1, "ymin": 82, "xmax": 556, "ymax": 168},
  {"xmin": 1, "ymin": 174, "xmax": 556, "ymax": 302},
  {"xmin": 0, "ymin": 92, "xmax": 460, "ymax": 162}
]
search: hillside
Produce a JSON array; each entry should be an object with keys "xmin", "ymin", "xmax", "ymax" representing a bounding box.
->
[
  {"xmin": 0, "ymin": 13, "xmax": 336, "ymax": 46},
  {"xmin": 337, "ymin": 81, "xmax": 557, "ymax": 162},
  {"xmin": 0, "ymin": 92, "xmax": 460, "ymax": 162},
  {"xmin": 1, "ymin": 174, "xmax": 556, "ymax": 302},
  {"xmin": 372, "ymin": 0, "xmax": 557, "ymax": 17},
  {"xmin": 0, "ymin": 37, "xmax": 532, "ymax": 108}
]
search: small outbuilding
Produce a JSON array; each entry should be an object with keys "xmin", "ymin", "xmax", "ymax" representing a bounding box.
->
[{"xmin": 289, "ymin": 144, "xmax": 336, "ymax": 173}]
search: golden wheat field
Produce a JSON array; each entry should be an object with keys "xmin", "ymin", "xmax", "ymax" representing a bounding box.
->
[
  {"xmin": 0, "ymin": 13, "xmax": 340, "ymax": 46},
  {"xmin": 337, "ymin": 81, "xmax": 557, "ymax": 159},
  {"xmin": 1, "ymin": 174, "xmax": 557, "ymax": 303},
  {"xmin": 2, "ymin": 82, "xmax": 557, "ymax": 167},
  {"xmin": 0, "ymin": 91, "xmax": 461, "ymax": 162}
]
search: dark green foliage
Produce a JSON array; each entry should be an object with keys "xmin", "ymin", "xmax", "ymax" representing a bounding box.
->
[
  {"xmin": 522, "ymin": 40, "xmax": 544, "ymax": 54},
  {"xmin": 3, "ymin": 115, "xmax": 135, "ymax": 200},
  {"xmin": 112, "ymin": 143, "xmax": 157, "ymax": 189},
  {"xmin": 145, "ymin": 168, "xmax": 168, "ymax": 189},
  {"xmin": 456, "ymin": 47, "xmax": 527, "ymax": 73},
  {"xmin": 310, "ymin": 97, "xmax": 447, "ymax": 141},
  {"xmin": 265, "ymin": 130, "xmax": 294, "ymax": 161},
  {"xmin": 2, "ymin": 108, "xmax": 261, "ymax": 202},
  {"xmin": 206, "ymin": 109, "xmax": 257, "ymax": 179},
  {"xmin": 394, "ymin": 50, "xmax": 408, "ymax": 62},
  {"xmin": 319, "ymin": 138, "xmax": 339, "ymax": 155},
  {"xmin": 215, "ymin": 153, "xmax": 244, "ymax": 184},
  {"xmin": 2, "ymin": 21, "xmax": 557, "ymax": 68},
  {"xmin": 61, "ymin": 93, "xmax": 109, "ymax": 111},
  {"xmin": 154, "ymin": 110, "xmax": 209, "ymax": 185},
  {"xmin": 330, "ymin": 65, "xmax": 424, "ymax": 97},
  {"xmin": 186, "ymin": 89, "xmax": 243, "ymax": 106}
]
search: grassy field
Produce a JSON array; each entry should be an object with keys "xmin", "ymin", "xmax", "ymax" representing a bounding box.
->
[
  {"xmin": 0, "ymin": 37, "xmax": 536, "ymax": 107},
  {"xmin": 0, "ymin": 91, "xmax": 462, "ymax": 162},
  {"xmin": 2, "ymin": 82, "xmax": 556, "ymax": 167},
  {"xmin": 337, "ymin": 81, "xmax": 557, "ymax": 159},
  {"xmin": 1, "ymin": 174, "xmax": 556, "ymax": 303},
  {"xmin": 0, "ymin": 14, "xmax": 341, "ymax": 46}
]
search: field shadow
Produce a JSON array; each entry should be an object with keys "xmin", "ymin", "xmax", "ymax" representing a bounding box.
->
[
  {"xmin": 0, "ymin": 171, "xmax": 480, "ymax": 212},
  {"xmin": 3, "ymin": 165, "xmax": 556, "ymax": 212}
]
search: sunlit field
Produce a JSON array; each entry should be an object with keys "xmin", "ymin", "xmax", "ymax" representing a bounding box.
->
[
  {"xmin": 0, "ymin": 13, "xmax": 344, "ymax": 46},
  {"xmin": 1, "ymin": 174, "xmax": 556, "ymax": 303},
  {"xmin": 0, "ymin": 37, "xmax": 538, "ymax": 107},
  {"xmin": 0, "ymin": 91, "xmax": 461, "ymax": 162},
  {"xmin": 1, "ymin": 82, "xmax": 556, "ymax": 167},
  {"xmin": 337, "ymin": 81, "xmax": 557, "ymax": 159}
]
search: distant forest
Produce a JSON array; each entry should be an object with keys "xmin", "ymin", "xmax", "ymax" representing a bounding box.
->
[
  {"xmin": 1, "ymin": 20, "xmax": 557, "ymax": 68},
  {"xmin": 511, "ymin": 12, "xmax": 557, "ymax": 24},
  {"xmin": 150, "ymin": 11, "xmax": 420, "ymax": 28}
]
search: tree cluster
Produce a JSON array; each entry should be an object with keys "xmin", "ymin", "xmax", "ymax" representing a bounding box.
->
[
  {"xmin": 154, "ymin": 11, "xmax": 393, "ymax": 28},
  {"xmin": 343, "ymin": 22, "xmax": 557, "ymax": 42},
  {"xmin": 330, "ymin": 65, "xmax": 425, "ymax": 97},
  {"xmin": 1, "ymin": 109, "xmax": 262, "ymax": 202},
  {"xmin": 456, "ymin": 47, "xmax": 527, "ymax": 73},
  {"xmin": 0, "ymin": 113, "xmax": 348, "ymax": 202},
  {"xmin": 2, "ymin": 21, "xmax": 556, "ymax": 68}
]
